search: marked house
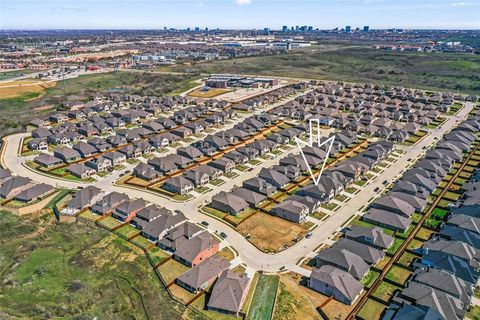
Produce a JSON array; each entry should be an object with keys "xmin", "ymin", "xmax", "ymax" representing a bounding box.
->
[{"xmin": 271, "ymin": 199, "xmax": 309, "ymax": 223}]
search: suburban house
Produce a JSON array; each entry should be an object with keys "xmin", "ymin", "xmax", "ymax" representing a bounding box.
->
[
  {"xmin": 134, "ymin": 163, "xmax": 161, "ymax": 181},
  {"xmin": 140, "ymin": 210, "xmax": 187, "ymax": 241},
  {"xmin": 158, "ymin": 222, "xmax": 204, "ymax": 252},
  {"xmin": 271, "ymin": 199, "xmax": 309, "ymax": 223},
  {"xmin": 207, "ymin": 270, "xmax": 251, "ymax": 317},
  {"xmin": 176, "ymin": 256, "xmax": 230, "ymax": 293},
  {"xmin": 315, "ymin": 247, "xmax": 370, "ymax": 280},
  {"xmin": 242, "ymin": 177, "xmax": 277, "ymax": 196},
  {"xmin": 112, "ymin": 198, "xmax": 147, "ymax": 222},
  {"xmin": 103, "ymin": 151, "xmax": 127, "ymax": 166},
  {"xmin": 163, "ymin": 176, "xmax": 194, "ymax": 195},
  {"xmin": 61, "ymin": 186, "xmax": 103, "ymax": 215},
  {"xmin": 173, "ymin": 232, "xmax": 220, "ymax": 267},
  {"xmin": 0, "ymin": 176, "xmax": 35, "ymax": 200},
  {"xmin": 85, "ymin": 156, "xmax": 112, "ymax": 172},
  {"xmin": 14, "ymin": 183, "xmax": 54, "ymax": 203},
  {"xmin": 91, "ymin": 192, "xmax": 128, "ymax": 215},
  {"xmin": 344, "ymin": 225, "xmax": 394, "ymax": 250},
  {"xmin": 309, "ymin": 265, "xmax": 363, "ymax": 305},
  {"xmin": 34, "ymin": 154, "xmax": 63, "ymax": 168},
  {"xmin": 66, "ymin": 163, "xmax": 96, "ymax": 179},
  {"xmin": 211, "ymin": 191, "xmax": 249, "ymax": 215},
  {"xmin": 54, "ymin": 147, "xmax": 81, "ymax": 162}
]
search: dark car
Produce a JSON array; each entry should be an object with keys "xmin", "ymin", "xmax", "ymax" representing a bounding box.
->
[
  {"xmin": 374, "ymin": 187, "xmax": 380, "ymax": 192},
  {"xmin": 219, "ymin": 232, "xmax": 227, "ymax": 239},
  {"xmin": 201, "ymin": 221, "xmax": 209, "ymax": 227}
]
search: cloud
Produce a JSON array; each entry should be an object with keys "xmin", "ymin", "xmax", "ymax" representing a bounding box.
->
[
  {"xmin": 235, "ymin": 0, "xmax": 252, "ymax": 5},
  {"xmin": 450, "ymin": 2, "xmax": 471, "ymax": 6},
  {"xmin": 60, "ymin": 5, "xmax": 85, "ymax": 12}
]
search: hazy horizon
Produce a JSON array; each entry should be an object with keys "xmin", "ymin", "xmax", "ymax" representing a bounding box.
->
[{"xmin": 1, "ymin": 0, "xmax": 479, "ymax": 30}]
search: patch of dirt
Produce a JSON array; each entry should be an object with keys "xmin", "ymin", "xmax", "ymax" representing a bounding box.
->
[
  {"xmin": 33, "ymin": 104, "xmax": 54, "ymax": 111},
  {"xmin": 237, "ymin": 212, "xmax": 308, "ymax": 253},
  {"xmin": 274, "ymin": 273, "xmax": 322, "ymax": 320}
]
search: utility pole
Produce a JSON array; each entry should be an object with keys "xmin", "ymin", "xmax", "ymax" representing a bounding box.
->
[{"xmin": 61, "ymin": 65, "xmax": 66, "ymax": 94}]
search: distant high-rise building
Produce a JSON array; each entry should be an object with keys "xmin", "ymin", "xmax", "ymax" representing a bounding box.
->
[
  {"xmin": 308, "ymin": 26, "xmax": 313, "ymax": 31},
  {"xmin": 345, "ymin": 25, "xmax": 351, "ymax": 33},
  {"xmin": 282, "ymin": 25, "xmax": 288, "ymax": 32},
  {"xmin": 195, "ymin": 27, "xmax": 200, "ymax": 32},
  {"xmin": 205, "ymin": 27, "xmax": 209, "ymax": 32},
  {"xmin": 363, "ymin": 26, "xmax": 370, "ymax": 32},
  {"xmin": 291, "ymin": 26, "xmax": 295, "ymax": 31},
  {"xmin": 263, "ymin": 27, "xmax": 270, "ymax": 35}
]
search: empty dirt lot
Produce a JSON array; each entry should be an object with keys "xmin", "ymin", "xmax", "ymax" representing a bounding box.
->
[{"xmin": 237, "ymin": 212, "xmax": 310, "ymax": 253}]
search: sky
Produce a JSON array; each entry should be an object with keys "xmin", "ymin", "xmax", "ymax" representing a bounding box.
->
[{"xmin": 1, "ymin": 0, "xmax": 479, "ymax": 30}]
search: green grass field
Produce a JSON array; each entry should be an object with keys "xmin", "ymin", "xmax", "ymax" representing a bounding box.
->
[
  {"xmin": 247, "ymin": 274, "xmax": 280, "ymax": 320},
  {"xmin": 0, "ymin": 210, "xmax": 199, "ymax": 319},
  {"xmin": 0, "ymin": 71, "xmax": 198, "ymax": 137},
  {"xmin": 159, "ymin": 45, "xmax": 480, "ymax": 95}
]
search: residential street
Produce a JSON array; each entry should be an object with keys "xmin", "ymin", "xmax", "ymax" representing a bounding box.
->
[{"xmin": 1, "ymin": 93, "xmax": 474, "ymax": 272}]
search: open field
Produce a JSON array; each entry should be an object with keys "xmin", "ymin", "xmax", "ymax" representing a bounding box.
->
[
  {"xmin": 0, "ymin": 69, "xmax": 36, "ymax": 81},
  {"xmin": 160, "ymin": 45, "xmax": 480, "ymax": 95},
  {"xmin": 0, "ymin": 210, "xmax": 199, "ymax": 319},
  {"xmin": 237, "ymin": 212, "xmax": 309, "ymax": 253},
  {"xmin": 0, "ymin": 80, "xmax": 56, "ymax": 99},
  {"xmin": 0, "ymin": 71, "xmax": 198, "ymax": 137}
]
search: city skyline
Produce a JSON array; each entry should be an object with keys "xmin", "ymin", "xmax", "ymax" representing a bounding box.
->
[{"xmin": 1, "ymin": 0, "xmax": 480, "ymax": 30}]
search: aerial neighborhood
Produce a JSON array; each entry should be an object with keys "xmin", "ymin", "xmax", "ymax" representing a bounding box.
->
[{"xmin": 1, "ymin": 71, "xmax": 479, "ymax": 319}]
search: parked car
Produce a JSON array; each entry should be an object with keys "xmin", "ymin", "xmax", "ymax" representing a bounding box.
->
[
  {"xmin": 219, "ymin": 232, "xmax": 227, "ymax": 239},
  {"xmin": 305, "ymin": 232, "xmax": 313, "ymax": 239},
  {"xmin": 201, "ymin": 221, "xmax": 209, "ymax": 227},
  {"xmin": 374, "ymin": 187, "xmax": 380, "ymax": 192}
]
